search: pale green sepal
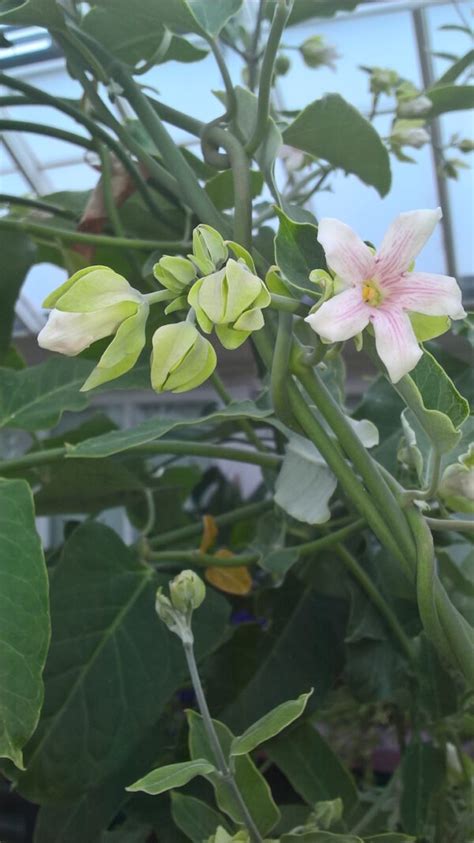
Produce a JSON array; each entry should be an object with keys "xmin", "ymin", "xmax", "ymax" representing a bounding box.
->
[
  {"xmin": 230, "ymin": 690, "xmax": 313, "ymax": 757},
  {"xmin": 226, "ymin": 240, "xmax": 256, "ymax": 272},
  {"xmin": 164, "ymin": 295, "xmax": 188, "ymax": 315},
  {"xmin": 42, "ymin": 265, "xmax": 111, "ymax": 308},
  {"xmin": 216, "ymin": 324, "xmax": 250, "ymax": 350},
  {"xmin": 50, "ymin": 266, "xmax": 140, "ymax": 312},
  {"xmin": 234, "ymin": 307, "xmax": 265, "ymax": 332},
  {"xmin": 188, "ymin": 278, "xmax": 214, "ymax": 333},
  {"xmin": 224, "ymin": 259, "xmax": 266, "ymax": 323},
  {"xmin": 153, "ymin": 255, "xmax": 197, "ymax": 294},
  {"xmin": 166, "ymin": 334, "xmax": 217, "ymax": 393},
  {"xmin": 80, "ymin": 303, "xmax": 149, "ymax": 392},
  {"xmin": 151, "ymin": 323, "xmax": 216, "ymax": 393},
  {"xmin": 439, "ymin": 443, "xmax": 474, "ymax": 513},
  {"xmin": 125, "ymin": 759, "xmax": 216, "ymax": 796},
  {"xmin": 409, "ymin": 312, "xmax": 451, "ymax": 342},
  {"xmin": 193, "ymin": 224, "xmax": 228, "ymax": 271}
]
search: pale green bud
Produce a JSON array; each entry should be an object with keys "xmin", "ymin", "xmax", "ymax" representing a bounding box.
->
[
  {"xmin": 439, "ymin": 445, "xmax": 474, "ymax": 514},
  {"xmin": 191, "ymin": 224, "xmax": 228, "ymax": 275},
  {"xmin": 152, "ymin": 255, "xmax": 197, "ymax": 295},
  {"xmin": 155, "ymin": 589, "xmax": 176, "ymax": 627},
  {"xmin": 38, "ymin": 265, "xmax": 148, "ymax": 391},
  {"xmin": 150, "ymin": 322, "xmax": 216, "ymax": 393},
  {"xmin": 310, "ymin": 798, "xmax": 344, "ymax": 830},
  {"xmin": 391, "ymin": 119, "xmax": 430, "ymax": 149},
  {"xmin": 188, "ymin": 258, "xmax": 271, "ymax": 350},
  {"xmin": 170, "ymin": 570, "xmax": 206, "ymax": 612},
  {"xmin": 458, "ymin": 138, "xmax": 474, "ymax": 153},
  {"xmin": 397, "ymin": 94, "xmax": 432, "ymax": 117},
  {"xmin": 300, "ymin": 36, "xmax": 339, "ymax": 70},
  {"xmin": 275, "ymin": 53, "xmax": 291, "ymax": 75},
  {"xmin": 364, "ymin": 66, "xmax": 399, "ymax": 95}
]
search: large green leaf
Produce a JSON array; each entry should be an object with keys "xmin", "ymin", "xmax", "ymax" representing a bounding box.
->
[
  {"xmin": 171, "ymin": 793, "xmax": 232, "ymax": 842},
  {"xmin": 395, "ymin": 349, "xmax": 469, "ymax": 454},
  {"xmin": 266, "ymin": 721, "xmax": 357, "ymax": 814},
  {"xmin": 0, "ymin": 229, "xmax": 36, "ymax": 360},
  {"xmin": 126, "ymin": 759, "xmax": 216, "ymax": 795},
  {"xmin": 223, "ymin": 590, "xmax": 346, "ymax": 733},
  {"xmin": 230, "ymin": 690, "xmax": 313, "ymax": 756},
  {"xmin": 0, "ymin": 0, "xmax": 65, "ymax": 27},
  {"xmin": 400, "ymin": 741, "xmax": 446, "ymax": 836},
  {"xmin": 187, "ymin": 0, "xmax": 243, "ymax": 36},
  {"xmin": 187, "ymin": 710, "xmax": 280, "ymax": 835},
  {"xmin": 34, "ymin": 459, "xmax": 145, "ymax": 516},
  {"xmin": 264, "ymin": 0, "xmax": 361, "ymax": 24},
  {"xmin": 274, "ymin": 208, "xmax": 325, "ymax": 295},
  {"xmin": 427, "ymin": 85, "xmax": 474, "ymax": 116},
  {"xmin": 0, "ymin": 479, "xmax": 50, "ymax": 769},
  {"xmin": 67, "ymin": 401, "xmax": 272, "ymax": 458},
  {"xmin": 283, "ymin": 94, "xmax": 391, "ymax": 196},
  {"xmin": 13, "ymin": 522, "xmax": 229, "ymax": 801},
  {"xmin": 0, "ymin": 357, "xmax": 93, "ymax": 432},
  {"xmin": 432, "ymin": 50, "xmax": 474, "ymax": 87}
]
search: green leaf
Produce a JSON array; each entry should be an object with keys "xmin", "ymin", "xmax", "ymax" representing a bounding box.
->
[
  {"xmin": 275, "ymin": 434, "xmax": 337, "ymax": 524},
  {"xmin": 409, "ymin": 313, "xmax": 450, "ymax": 343},
  {"xmin": 67, "ymin": 401, "xmax": 272, "ymax": 458},
  {"xmin": 126, "ymin": 759, "xmax": 216, "ymax": 795},
  {"xmin": 230, "ymin": 690, "xmax": 313, "ymax": 757},
  {"xmin": 395, "ymin": 349, "xmax": 470, "ymax": 453},
  {"xmin": 283, "ymin": 94, "xmax": 391, "ymax": 196},
  {"xmin": 223, "ymin": 590, "xmax": 346, "ymax": 733},
  {"xmin": 0, "ymin": 229, "xmax": 36, "ymax": 360},
  {"xmin": 205, "ymin": 169, "xmax": 264, "ymax": 210},
  {"xmin": 274, "ymin": 208, "xmax": 325, "ymax": 295},
  {"xmin": 281, "ymin": 832, "xmax": 362, "ymax": 842},
  {"xmin": 426, "ymin": 85, "xmax": 474, "ymax": 116},
  {"xmin": 216, "ymin": 85, "xmax": 282, "ymax": 175},
  {"xmin": 171, "ymin": 793, "xmax": 232, "ymax": 842},
  {"xmin": 0, "ymin": 0, "xmax": 65, "ymax": 27},
  {"xmin": 400, "ymin": 740, "xmax": 446, "ymax": 835},
  {"xmin": 34, "ymin": 459, "xmax": 145, "ymax": 516},
  {"xmin": 0, "ymin": 479, "xmax": 50, "ymax": 769},
  {"xmin": 364, "ymin": 833, "xmax": 416, "ymax": 842},
  {"xmin": 187, "ymin": 0, "xmax": 243, "ymax": 36},
  {"xmin": 0, "ymin": 357, "xmax": 93, "ymax": 431},
  {"xmin": 266, "ymin": 721, "xmax": 357, "ymax": 814},
  {"xmin": 432, "ymin": 49, "xmax": 474, "ymax": 86},
  {"xmin": 187, "ymin": 710, "xmax": 280, "ymax": 836},
  {"xmin": 13, "ymin": 522, "xmax": 229, "ymax": 801},
  {"xmin": 265, "ymin": 0, "xmax": 361, "ymax": 24}
]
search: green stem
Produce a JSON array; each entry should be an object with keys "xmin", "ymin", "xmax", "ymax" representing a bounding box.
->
[
  {"xmin": 148, "ymin": 499, "xmax": 273, "ymax": 550},
  {"xmin": 0, "ymin": 217, "xmax": 187, "ymax": 251},
  {"xmin": 149, "ymin": 519, "xmax": 365, "ymax": 567},
  {"xmin": 293, "ymin": 357, "xmax": 416, "ymax": 566},
  {"xmin": 182, "ymin": 641, "xmax": 264, "ymax": 843},
  {"xmin": 402, "ymin": 447, "xmax": 442, "ymax": 504},
  {"xmin": 0, "ymin": 194, "xmax": 77, "ymax": 220},
  {"xmin": 204, "ymin": 126, "xmax": 252, "ymax": 248},
  {"xmin": 336, "ymin": 545, "xmax": 416, "ymax": 664},
  {"xmin": 425, "ymin": 517, "xmax": 474, "ymax": 534},
  {"xmin": 98, "ymin": 143, "xmax": 143, "ymax": 278},
  {"xmin": 270, "ymin": 293, "xmax": 308, "ymax": 316},
  {"xmin": 0, "ymin": 441, "xmax": 281, "ymax": 476},
  {"xmin": 248, "ymin": 0, "xmax": 266, "ymax": 91},
  {"xmin": 133, "ymin": 28, "xmax": 172, "ymax": 75},
  {"xmin": 210, "ymin": 372, "xmax": 267, "ymax": 453},
  {"xmin": 0, "ymin": 71, "xmax": 161, "ymax": 218},
  {"xmin": 145, "ymin": 290, "xmax": 176, "ymax": 305},
  {"xmin": 0, "ymin": 118, "xmax": 96, "ymax": 150},
  {"xmin": 271, "ymin": 311, "xmax": 295, "ymax": 428},
  {"xmin": 246, "ymin": 0, "xmax": 293, "ymax": 156},
  {"xmin": 205, "ymin": 36, "xmax": 238, "ymax": 122},
  {"xmin": 147, "ymin": 96, "xmax": 204, "ymax": 136}
]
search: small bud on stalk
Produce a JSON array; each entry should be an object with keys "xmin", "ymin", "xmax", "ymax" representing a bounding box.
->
[{"xmin": 150, "ymin": 322, "xmax": 216, "ymax": 393}]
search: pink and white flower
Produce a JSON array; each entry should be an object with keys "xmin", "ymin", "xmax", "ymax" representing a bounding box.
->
[{"xmin": 305, "ymin": 208, "xmax": 466, "ymax": 383}]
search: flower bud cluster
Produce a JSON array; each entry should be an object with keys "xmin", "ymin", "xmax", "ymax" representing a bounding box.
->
[
  {"xmin": 155, "ymin": 570, "xmax": 206, "ymax": 644},
  {"xmin": 37, "ymin": 224, "xmax": 271, "ymax": 394}
]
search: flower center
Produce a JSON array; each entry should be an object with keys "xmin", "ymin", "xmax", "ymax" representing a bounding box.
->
[{"xmin": 362, "ymin": 279, "xmax": 383, "ymax": 307}]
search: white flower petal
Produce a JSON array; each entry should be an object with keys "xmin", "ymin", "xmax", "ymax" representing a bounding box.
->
[
  {"xmin": 376, "ymin": 208, "xmax": 442, "ymax": 282},
  {"xmin": 37, "ymin": 303, "xmax": 135, "ymax": 355},
  {"xmin": 372, "ymin": 306, "xmax": 422, "ymax": 383},
  {"xmin": 390, "ymin": 271, "xmax": 466, "ymax": 320},
  {"xmin": 317, "ymin": 218, "xmax": 375, "ymax": 285},
  {"xmin": 306, "ymin": 287, "xmax": 370, "ymax": 342}
]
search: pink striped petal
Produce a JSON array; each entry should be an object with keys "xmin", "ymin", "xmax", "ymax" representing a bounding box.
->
[
  {"xmin": 317, "ymin": 218, "xmax": 375, "ymax": 285},
  {"xmin": 372, "ymin": 306, "xmax": 422, "ymax": 383},
  {"xmin": 390, "ymin": 271, "xmax": 466, "ymax": 319},
  {"xmin": 305, "ymin": 288, "xmax": 370, "ymax": 342},
  {"xmin": 376, "ymin": 208, "xmax": 442, "ymax": 283}
]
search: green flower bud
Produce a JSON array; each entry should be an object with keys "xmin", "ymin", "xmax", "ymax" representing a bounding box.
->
[
  {"xmin": 170, "ymin": 570, "xmax": 206, "ymax": 612},
  {"xmin": 300, "ymin": 35, "xmax": 339, "ymax": 70},
  {"xmin": 391, "ymin": 119, "xmax": 429, "ymax": 149},
  {"xmin": 38, "ymin": 265, "xmax": 148, "ymax": 391},
  {"xmin": 188, "ymin": 259, "xmax": 271, "ymax": 350},
  {"xmin": 458, "ymin": 138, "xmax": 474, "ymax": 153},
  {"xmin": 150, "ymin": 322, "xmax": 216, "ymax": 393},
  {"xmin": 439, "ymin": 445, "xmax": 474, "ymax": 514},
  {"xmin": 153, "ymin": 255, "xmax": 197, "ymax": 295},
  {"xmin": 363, "ymin": 66, "xmax": 399, "ymax": 95},
  {"xmin": 191, "ymin": 224, "xmax": 228, "ymax": 275},
  {"xmin": 275, "ymin": 53, "xmax": 291, "ymax": 75}
]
